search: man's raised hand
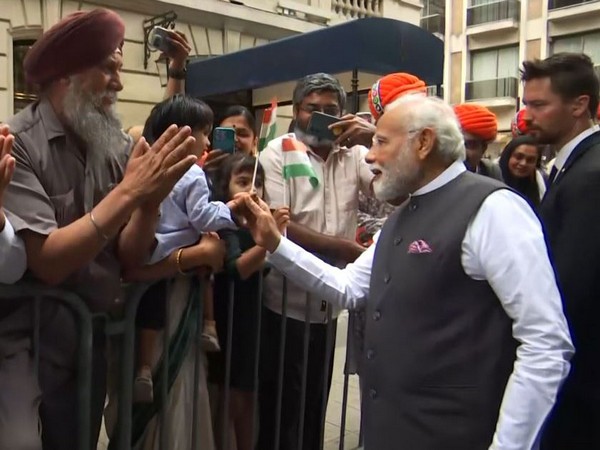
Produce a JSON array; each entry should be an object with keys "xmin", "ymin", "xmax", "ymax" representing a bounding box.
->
[{"xmin": 121, "ymin": 125, "xmax": 197, "ymax": 207}]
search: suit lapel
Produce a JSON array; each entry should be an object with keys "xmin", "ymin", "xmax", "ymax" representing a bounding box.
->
[
  {"xmin": 542, "ymin": 131, "xmax": 600, "ymax": 207},
  {"xmin": 554, "ymin": 130, "xmax": 600, "ymax": 185}
]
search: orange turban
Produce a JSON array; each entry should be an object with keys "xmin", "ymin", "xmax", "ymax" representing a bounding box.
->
[
  {"xmin": 368, "ymin": 72, "xmax": 427, "ymax": 120},
  {"xmin": 24, "ymin": 8, "xmax": 125, "ymax": 86},
  {"xmin": 511, "ymin": 109, "xmax": 529, "ymax": 137},
  {"xmin": 453, "ymin": 103, "xmax": 498, "ymax": 142}
]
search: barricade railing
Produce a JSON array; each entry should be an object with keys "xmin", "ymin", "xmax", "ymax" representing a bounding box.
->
[{"xmin": 0, "ymin": 270, "xmax": 363, "ymax": 450}]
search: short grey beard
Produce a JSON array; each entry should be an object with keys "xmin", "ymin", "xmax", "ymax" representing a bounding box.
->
[
  {"xmin": 372, "ymin": 146, "xmax": 423, "ymax": 202},
  {"xmin": 62, "ymin": 79, "xmax": 123, "ymax": 175}
]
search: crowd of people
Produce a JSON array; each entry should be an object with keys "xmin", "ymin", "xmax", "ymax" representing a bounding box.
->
[{"xmin": 0, "ymin": 6, "xmax": 599, "ymax": 450}]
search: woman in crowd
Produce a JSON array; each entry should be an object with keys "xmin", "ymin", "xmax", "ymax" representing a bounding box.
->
[
  {"xmin": 202, "ymin": 106, "xmax": 258, "ymax": 173},
  {"xmin": 209, "ymin": 153, "xmax": 288, "ymax": 450},
  {"xmin": 499, "ymin": 135, "xmax": 547, "ymax": 209}
]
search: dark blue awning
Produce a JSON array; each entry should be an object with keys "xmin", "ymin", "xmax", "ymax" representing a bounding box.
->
[{"xmin": 186, "ymin": 17, "xmax": 443, "ymax": 99}]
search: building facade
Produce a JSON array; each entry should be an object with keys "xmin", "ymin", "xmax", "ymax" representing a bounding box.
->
[
  {"xmin": 422, "ymin": 0, "xmax": 600, "ymax": 150},
  {"xmin": 1, "ymin": 0, "xmax": 421, "ymax": 128}
]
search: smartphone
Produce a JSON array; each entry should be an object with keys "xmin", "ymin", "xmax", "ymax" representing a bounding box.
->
[
  {"xmin": 212, "ymin": 127, "xmax": 236, "ymax": 154},
  {"xmin": 148, "ymin": 26, "xmax": 172, "ymax": 53},
  {"xmin": 307, "ymin": 112, "xmax": 342, "ymax": 142}
]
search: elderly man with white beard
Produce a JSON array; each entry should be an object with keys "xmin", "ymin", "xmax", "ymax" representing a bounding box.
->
[
  {"xmin": 0, "ymin": 9, "xmax": 203, "ymax": 449},
  {"xmin": 235, "ymin": 94, "xmax": 574, "ymax": 450}
]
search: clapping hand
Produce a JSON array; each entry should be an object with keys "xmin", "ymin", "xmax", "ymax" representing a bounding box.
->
[
  {"xmin": 121, "ymin": 125, "xmax": 197, "ymax": 208},
  {"xmin": 0, "ymin": 125, "xmax": 15, "ymax": 230}
]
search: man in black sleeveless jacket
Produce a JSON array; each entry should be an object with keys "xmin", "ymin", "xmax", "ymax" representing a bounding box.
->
[{"xmin": 236, "ymin": 94, "xmax": 573, "ymax": 450}]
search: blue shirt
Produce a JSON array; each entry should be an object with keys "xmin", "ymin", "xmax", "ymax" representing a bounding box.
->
[{"xmin": 149, "ymin": 164, "xmax": 235, "ymax": 264}]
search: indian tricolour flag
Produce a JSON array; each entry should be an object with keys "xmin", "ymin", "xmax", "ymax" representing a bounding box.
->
[
  {"xmin": 282, "ymin": 136, "xmax": 319, "ymax": 188},
  {"xmin": 257, "ymin": 99, "xmax": 278, "ymax": 152}
]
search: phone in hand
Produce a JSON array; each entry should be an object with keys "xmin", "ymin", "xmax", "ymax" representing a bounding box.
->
[
  {"xmin": 212, "ymin": 127, "xmax": 236, "ymax": 154},
  {"xmin": 148, "ymin": 26, "xmax": 172, "ymax": 53},
  {"xmin": 356, "ymin": 112, "xmax": 374, "ymax": 124},
  {"xmin": 307, "ymin": 112, "xmax": 342, "ymax": 142}
]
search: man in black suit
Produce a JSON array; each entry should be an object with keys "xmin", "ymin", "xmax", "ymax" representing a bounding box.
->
[{"xmin": 522, "ymin": 52, "xmax": 600, "ymax": 449}]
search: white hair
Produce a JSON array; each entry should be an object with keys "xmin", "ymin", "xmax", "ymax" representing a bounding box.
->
[
  {"xmin": 62, "ymin": 75, "xmax": 124, "ymax": 190},
  {"xmin": 386, "ymin": 94, "xmax": 466, "ymax": 162}
]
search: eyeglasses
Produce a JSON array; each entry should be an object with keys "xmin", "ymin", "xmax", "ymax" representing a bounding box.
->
[{"xmin": 298, "ymin": 105, "xmax": 341, "ymax": 116}]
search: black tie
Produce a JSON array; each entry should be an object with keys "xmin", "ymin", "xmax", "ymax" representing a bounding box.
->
[{"xmin": 549, "ymin": 165, "xmax": 558, "ymax": 184}]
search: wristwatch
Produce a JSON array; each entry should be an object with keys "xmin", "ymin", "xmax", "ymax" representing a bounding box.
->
[{"xmin": 168, "ymin": 66, "xmax": 187, "ymax": 80}]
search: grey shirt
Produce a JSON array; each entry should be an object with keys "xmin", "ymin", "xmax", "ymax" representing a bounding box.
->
[{"xmin": 0, "ymin": 98, "xmax": 130, "ymax": 364}]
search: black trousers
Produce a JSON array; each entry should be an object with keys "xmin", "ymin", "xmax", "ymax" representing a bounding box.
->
[{"xmin": 257, "ymin": 307, "xmax": 337, "ymax": 450}]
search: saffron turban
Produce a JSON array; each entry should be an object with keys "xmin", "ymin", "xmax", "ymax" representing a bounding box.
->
[
  {"xmin": 24, "ymin": 8, "xmax": 125, "ymax": 86},
  {"xmin": 368, "ymin": 73, "xmax": 427, "ymax": 120},
  {"xmin": 511, "ymin": 109, "xmax": 529, "ymax": 137},
  {"xmin": 453, "ymin": 103, "xmax": 498, "ymax": 142}
]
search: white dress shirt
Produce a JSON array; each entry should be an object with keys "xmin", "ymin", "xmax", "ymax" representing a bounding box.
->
[
  {"xmin": 0, "ymin": 216, "xmax": 26, "ymax": 284},
  {"xmin": 268, "ymin": 160, "xmax": 574, "ymax": 450},
  {"xmin": 260, "ymin": 134, "xmax": 373, "ymax": 322},
  {"xmin": 552, "ymin": 125, "xmax": 600, "ymax": 174}
]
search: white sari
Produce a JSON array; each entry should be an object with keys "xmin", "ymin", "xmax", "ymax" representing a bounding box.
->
[{"xmin": 105, "ymin": 276, "xmax": 215, "ymax": 450}]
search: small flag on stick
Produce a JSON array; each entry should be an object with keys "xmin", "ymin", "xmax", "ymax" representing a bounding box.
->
[
  {"xmin": 282, "ymin": 136, "xmax": 319, "ymax": 188},
  {"xmin": 252, "ymin": 98, "xmax": 278, "ymax": 191},
  {"xmin": 257, "ymin": 99, "xmax": 278, "ymax": 153}
]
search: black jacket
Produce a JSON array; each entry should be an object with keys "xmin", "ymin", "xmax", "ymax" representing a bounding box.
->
[{"xmin": 539, "ymin": 130, "xmax": 600, "ymax": 386}]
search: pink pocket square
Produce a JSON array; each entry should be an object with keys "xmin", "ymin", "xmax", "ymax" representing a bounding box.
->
[{"xmin": 407, "ymin": 240, "xmax": 433, "ymax": 254}]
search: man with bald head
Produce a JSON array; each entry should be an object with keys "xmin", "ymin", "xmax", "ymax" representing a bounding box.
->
[
  {"xmin": 0, "ymin": 9, "xmax": 197, "ymax": 449},
  {"xmin": 235, "ymin": 95, "xmax": 573, "ymax": 450}
]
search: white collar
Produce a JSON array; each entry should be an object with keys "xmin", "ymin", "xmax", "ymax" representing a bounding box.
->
[
  {"xmin": 554, "ymin": 125, "xmax": 600, "ymax": 172},
  {"xmin": 413, "ymin": 160, "xmax": 466, "ymax": 196}
]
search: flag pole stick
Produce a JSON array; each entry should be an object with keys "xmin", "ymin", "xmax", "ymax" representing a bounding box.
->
[{"xmin": 251, "ymin": 154, "xmax": 260, "ymax": 193}]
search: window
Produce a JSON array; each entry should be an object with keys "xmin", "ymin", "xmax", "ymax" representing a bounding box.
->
[
  {"xmin": 467, "ymin": 46, "xmax": 519, "ymax": 99},
  {"xmin": 467, "ymin": 0, "xmax": 520, "ymax": 26},
  {"xmin": 13, "ymin": 39, "xmax": 38, "ymax": 112},
  {"xmin": 552, "ymin": 31, "xmax": 600, "ymax": 65},
  {"xmin": 422, "ymin": 0, "xmax": 445, "ymax": 16},
  {"xmin": 471, "ymin": 46, "xmax": 519, "ymax": 81},
  {"xmin": 421, "ymin": 0, "xmax": 446, "ymax": 34},
  {"xmin": 549, "ymin": 0, "xmax": 597, "ymax": 10}
]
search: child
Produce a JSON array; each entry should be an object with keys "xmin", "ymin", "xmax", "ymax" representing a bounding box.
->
[
  {"xmin": 208, "ymin": 153, "xmax": 288, "ymax": 450},
  {"xmin": 134, "ymin": 94, "xmax": 236, "ymax": 403}
]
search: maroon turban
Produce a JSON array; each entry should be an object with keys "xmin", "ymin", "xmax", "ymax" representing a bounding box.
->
[{"xmin": 24, "ymin": 8, "xmax": 125, "ymax": 86}]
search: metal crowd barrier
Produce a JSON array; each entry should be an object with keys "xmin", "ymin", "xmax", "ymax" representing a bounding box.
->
[{"xmin": 0, "ymin": 272, "xmax": 363, "ymax": 450}]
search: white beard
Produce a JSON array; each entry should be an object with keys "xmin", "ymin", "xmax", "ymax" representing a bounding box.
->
[
  {"xmin": 62, "ymin": 78, "xmax": 124, "ymax": 196},
  {"xmin": 371, "ymin": 143, "xmax": 423, "ymax": 202}
]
